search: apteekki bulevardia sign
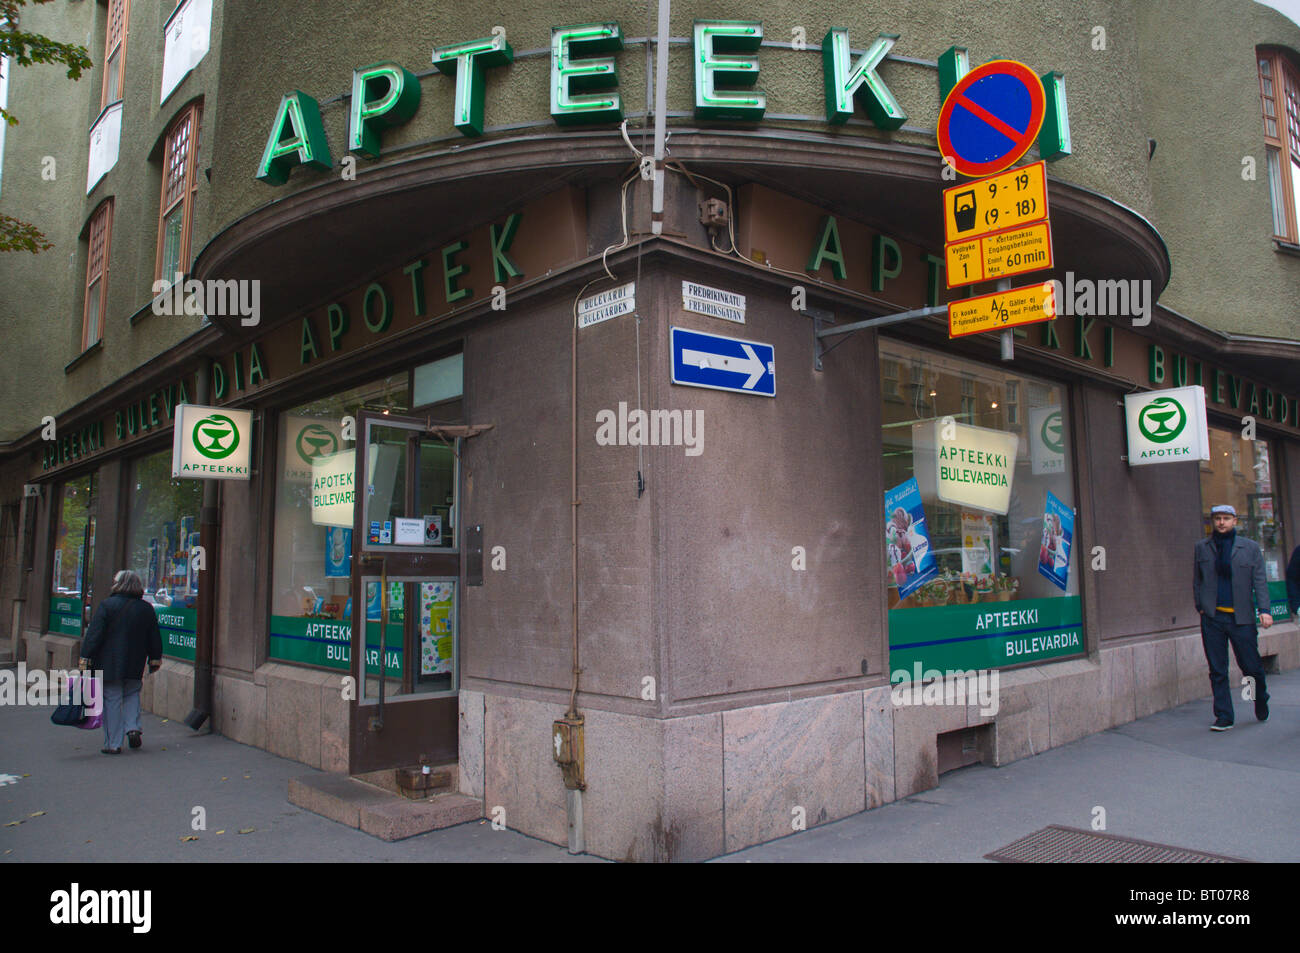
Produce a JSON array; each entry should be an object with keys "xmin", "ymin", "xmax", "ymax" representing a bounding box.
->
[{"xmin": 889, "ymin": 596, "xmax": 1083, "ymax": 671}]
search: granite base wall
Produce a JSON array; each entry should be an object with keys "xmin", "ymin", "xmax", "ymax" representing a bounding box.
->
[{"xmin": 479, "ymin": 622, "xmax": 1300, "ymax": 861}]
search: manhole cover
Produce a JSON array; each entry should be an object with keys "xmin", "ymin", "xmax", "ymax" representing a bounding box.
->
[{"xmin": 985, "ymin": 825, "xmax": 1248, "ymax": 863}]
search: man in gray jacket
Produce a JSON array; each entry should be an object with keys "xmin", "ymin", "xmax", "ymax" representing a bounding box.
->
[{"xmin": 1193, "ymin": 504, "xmax": 1273, "ymax": 731}]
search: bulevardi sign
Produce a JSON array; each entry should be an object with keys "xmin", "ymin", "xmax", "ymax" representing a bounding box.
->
[{"xmin": 1123, "ymin": 385, "xmax": 1210, "ymax": 466}]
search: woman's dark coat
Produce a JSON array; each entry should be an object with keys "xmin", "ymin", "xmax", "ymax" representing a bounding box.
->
[{"xmin": 80, "ymin": 593, "xmax": 163, "ymax": 682}]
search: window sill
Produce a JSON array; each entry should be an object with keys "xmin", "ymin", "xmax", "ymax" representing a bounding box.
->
[
  {"xmin": 64, "ymin": 340, "xmax": 103, "ymax": 375},
  {"xmin": 1272, "ymin": 238, "xmax": 1300, "ymax": 257}
]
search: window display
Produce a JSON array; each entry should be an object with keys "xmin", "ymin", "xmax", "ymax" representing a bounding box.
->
[
  {"xmin": 881, "ymin": 340, "xmax": 1083, "ymax": 672},
  {"xmin": 124, "ymin": 451, "xmax": 203, "ymax": 658},
  {"xmin": 1200, "ymin": 426, "xmax": 1289, "ymax": 616},
  {"xmin": 269, "ymin": 375, "xmax": 407, "ymax": 671},
  {"xmin": 48, "ymin": 474, "xmax": 95, "ymax": 636}
]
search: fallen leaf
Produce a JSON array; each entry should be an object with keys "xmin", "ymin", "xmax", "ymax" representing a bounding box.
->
[
  {"xmin": 4, "ymin": 849, "xmax": 11, "ymax": 854},
  {"xmin": 220, "ymin": 777, "xmax": 228, "ymax": 782},
  {"xmin": 180, "ymin": 835, "xmax": 198, "ymax": 842},
  {"xmin": 162, "ymin": 719, "xmax": 169, "ymax": 724},
  {"xmin": 237, "ymin": 828, "xmax": 255, "ymax": 835},
  {"xmin": 161, "ymin": 747, "xmax": 167, "ymax": 751},
  {"xmin": 3, "ymin": 821, "xmax": 21, "ymax": 828},
  {"xmin": 21, "ymin": 774, "xmax": 30, "ymax": 778},
  {"xmin": 28, "ymin": 811, "xmax": 45, "ymax": 818},
  {"xmin": 215, "ymin": 830, "xmax": 225, "ymax": 835}
]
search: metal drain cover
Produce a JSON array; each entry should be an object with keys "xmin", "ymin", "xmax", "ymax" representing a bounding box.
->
[{"xmin": 985, "ymin": 825, "xmax": 1248, "ymax": 863}]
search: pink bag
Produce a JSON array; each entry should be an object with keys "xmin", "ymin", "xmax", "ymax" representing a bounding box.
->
[{"xmin": 65, "ymin": 674, "xmax": 103, "ymax": 730}]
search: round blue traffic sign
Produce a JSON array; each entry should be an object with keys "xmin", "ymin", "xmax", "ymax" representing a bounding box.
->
[{"xmin": 938, "ymin": 60, "xmax": 1046, "ymax": 177}]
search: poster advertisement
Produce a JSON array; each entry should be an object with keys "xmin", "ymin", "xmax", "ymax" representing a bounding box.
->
[
  {"xmin": 884, "ymin": 478, "xmax": 938, "ymax": 599},
  {"xmin": 420, "ymin": 581, "xmax": 455, "ymax": 676},
  {"xmin": 961, "ymin": 513, "xmax": 995, "ymax": 577},
  {"xmin": 325, "ymin": 527, "xmax": 351, "ymax": 577},
  {"xmin": 1038, "ymin": 490, "xmax": 1074, "ymax": 591}
]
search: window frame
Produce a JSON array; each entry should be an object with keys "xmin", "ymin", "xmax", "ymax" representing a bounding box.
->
[
  {"xmin": 1257, "ymin": 47, "xmax": 1300, "ymax": 243},
  {"xmin": 82, "ymin": 200, "xmax": 113, "ymax": 352},
  {"xmin": 100, "ymin": 0, "xmax": 129, "ymax": 110},
  {"xmin": 155, "ymin": 101, "xmax": 201, "ymax": 285}
]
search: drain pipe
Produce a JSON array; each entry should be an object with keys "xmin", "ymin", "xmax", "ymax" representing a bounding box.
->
[
  {"xmin": 650, "ymin": 0, "xmax": 670, "ymax": 235},
  {"xmin": 185, "ymin": 364, "xmax": 217, "ymax": 731}
]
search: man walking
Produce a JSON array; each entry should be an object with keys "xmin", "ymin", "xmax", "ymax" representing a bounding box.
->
[{"xmin": 1193, "ymin": 505, "xmax": 1273, "ymax": 731}]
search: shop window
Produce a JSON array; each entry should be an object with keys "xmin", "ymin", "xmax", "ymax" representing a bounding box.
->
[
  {"xmin": 82, "ymin": 200, "xmax": 113, "ymax": 351},
  {"xmin": 156, "ymin": 103, "xmax": 200, "ymax": 284},
  {"xmin": 881, "ymin": 340, "xmax": 1081, "ymax": 674},
  {"xmin": 1257, "ymin": 48, "xmax": 1300, "ymax": 243},
  {"xmin": 124, "ymin": 450, "xmax": 203, "ymax": 659},
  {"xmin": 269, "ymin": 375, "xmax": 408, "ymax": 672},
  {"xmin": 1200, "ymin": 426, "xmax": 1288, "ymax": 614},
  {"xmin": 48, "ymin": 474, "xmax": 96, "ymax": 636},
  {"xmin": 101, "ymin": 0, "xmax": 129, "ymax": 110}
]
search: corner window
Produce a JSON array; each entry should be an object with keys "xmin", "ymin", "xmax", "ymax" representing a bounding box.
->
[
  {"xmin": 881, "ymin": 340, "xmax": 1081, "ymax": 673},
  {"xmin": 82, "ymin": 200, "xmax": 113, "ymax": 350},
  {"xmin": 1257, "ymin": 48, "xmax": 1300, "ymax": 243},
  {"xmin": 269, "ymin": 375, "xmax": 408, "ymax": 671},
  {"xmin": 156, "ymin": 103, "xmax": 200, "ymax": 284},
  {"xmin": 101, "ymin": 0, "xmax": 129, "ymax": 109}
]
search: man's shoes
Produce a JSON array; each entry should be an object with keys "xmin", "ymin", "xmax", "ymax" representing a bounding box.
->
[
  {"xmin": 1210, "ymin": 718, "xmax": 1234, "ymax": 731},
  {"xmin": 100, "ymin": 747, "xmax": 122, "ymax": 755},
  {"xmin": 127, "ymin": 730, "xmax": 142, "ymax": 749},
  {"xmin": 1255, "ymin": 697, "xmax": 1269, "ymax": 722}
]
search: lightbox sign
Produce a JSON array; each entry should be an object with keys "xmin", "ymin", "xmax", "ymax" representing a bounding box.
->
[
  {"xmin": 1123, "ymin": 385, "xmax": 1210, "ymax": 466},
  {"xmin": 1028, "ymin": 405, "xmax": 1065, "ymax": 475},
  {"xmin": 171, "ymin": 405, "xmax": 253, "ymax": 479},
  {"xmin": 935, "ymin": 421, "xmax": 1019, "ymax": 514},
  {"xmin": 255, "ymin": 23, "xmax": 1072, "ymax": 185},
  {"xmin": 311, "ymin": 450, "xmax": 356, "ymax": 527}
]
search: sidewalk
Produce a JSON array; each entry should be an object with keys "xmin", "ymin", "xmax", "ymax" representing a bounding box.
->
[{"xmin": 2, "ymin": 669, "xmax": 1296, "ymax": 863}]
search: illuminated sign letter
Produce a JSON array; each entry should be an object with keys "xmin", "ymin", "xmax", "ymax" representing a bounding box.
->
[
  {"xmin": 256, "ymin": 91, "xmax": 332, "ymax": 185},
  {"xmin": 349, "ymin": 62, "xmax": 421, "ymax": 157},
  {"xmin": 434, "ymin": 34, "xmax": 514, "ymax": 137},
  {"xmin": 822, "ymin": 30, "xmax": 906, "ymax": 129},
  {"xmin": 693, "ymin": 21, "xmax": 765, "ymax": 120},
  {"xmin": 551, "ymin": 23, "xmax": 623, "ymax": 125}
]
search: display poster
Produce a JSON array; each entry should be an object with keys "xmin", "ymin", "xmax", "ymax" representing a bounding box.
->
[
  {"xmin": 424, "ymin": 515, "xmax": 443, "ymax": 545},
  {"xmin": 885, "ymin": 478, "xmax": 938, "ymax": 599},
  {"xmin": 961, "ymin": 513, "xmax": 996, "ymax": 577},
  {"xmin": 420, "ymin": 581, "xmax": 455, "ymax": 676},
  {"xmin": 1037, "ymin": 490, "xmax": 1074, "ymax": 591},
  {"xmin": 325, "ymin": 526, "xmax": 351, "ymax": 577}
]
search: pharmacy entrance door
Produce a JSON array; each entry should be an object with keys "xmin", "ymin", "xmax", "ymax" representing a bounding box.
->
[{"xmin": 348, "ymin": 411, "xmax": 460, "ymax": 774}]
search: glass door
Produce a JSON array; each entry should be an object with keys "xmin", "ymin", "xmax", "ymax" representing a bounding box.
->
[{"xmin": 348, "ymin": 411, "xmax": 460, "ymax": 773}]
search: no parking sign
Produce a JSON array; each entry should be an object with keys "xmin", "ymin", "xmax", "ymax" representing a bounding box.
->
[{"xmin": 938, "ymin": 60, "xmax": 1046, "ymax": 178}]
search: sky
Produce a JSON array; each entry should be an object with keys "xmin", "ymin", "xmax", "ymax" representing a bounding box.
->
[{"xmin": 1256, "ymin": 0, "xmax": 1300, "ymax": 27}]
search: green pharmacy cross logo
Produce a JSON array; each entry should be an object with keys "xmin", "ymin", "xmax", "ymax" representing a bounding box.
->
[
  {"xmin": 296, "ymin": 424, "xmax": 339, "ymax": 463},
  {"xmin": 192, "ymin": 414, "xmax": 241, "ymax": 460},
  {"xmin": 1040, "ymin": 410, "xmax": 1064, "ymax": 453},
  {"xmin": 1137, "ymin": 396, "xmax": 1187, "ymax": 443}
]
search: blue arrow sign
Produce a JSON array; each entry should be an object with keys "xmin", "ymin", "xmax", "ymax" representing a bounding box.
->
[{"xmin": 671, "ymin": 326, "xmax": 775, "ymax": 397}]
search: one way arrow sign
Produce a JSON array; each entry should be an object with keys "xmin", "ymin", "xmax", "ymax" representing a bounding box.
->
[{"xmin": 671, "ymin": 326, "xmax": 775, "ymax": 397}]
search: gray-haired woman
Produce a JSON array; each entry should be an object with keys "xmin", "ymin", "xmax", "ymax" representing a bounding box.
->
[{"xmin": 79, "ymin": 570, "xmax": 163, "ymax": 755}]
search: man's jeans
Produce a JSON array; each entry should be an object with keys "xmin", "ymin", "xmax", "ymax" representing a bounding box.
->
[
  {"xmin": 102, "ymin": 679, "xmax": 143, "ymax": 750},
  {"xmin": 1201, "ymin": 612, "xmax": 1268, "ymax": 723}
]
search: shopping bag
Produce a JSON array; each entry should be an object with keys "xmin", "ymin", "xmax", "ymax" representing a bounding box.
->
[{"xmin": 72, "ymin": 674, "xmax": 104, "ymax": 730}]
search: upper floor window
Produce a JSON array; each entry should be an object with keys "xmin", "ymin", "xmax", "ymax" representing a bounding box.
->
[
  {"xmin": 83, "ymin": 200, "xmax": 113, "ymax": 350},
  {"xmin": 156, "ymin": 103, "xmax": 200, "ymax": 283},
  {"xmin": 101, "ymin": 0, "xmax": 129, "ymax": 110},
  {"xmin": 1257, "ymin": 48, "xmax": 1300, "ymax": 243}
]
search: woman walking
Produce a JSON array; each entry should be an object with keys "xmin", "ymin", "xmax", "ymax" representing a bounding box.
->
[{"xmin": 79, "ymin": 570, "xmax": 163, "ymax": 754}]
